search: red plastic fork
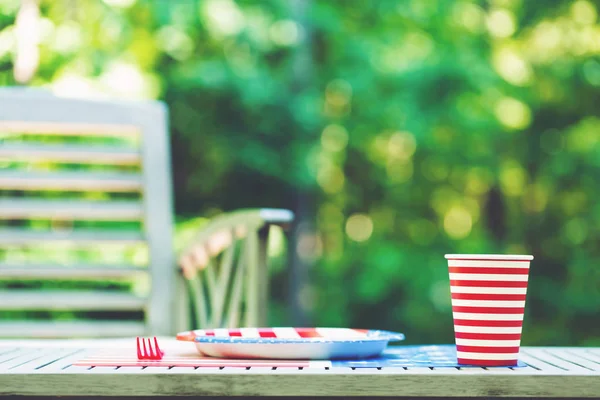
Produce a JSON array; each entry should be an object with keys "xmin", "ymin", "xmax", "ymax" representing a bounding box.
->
[{"xmin": 136, "ymin": 337, "xmax": 164, "ymax": 360}]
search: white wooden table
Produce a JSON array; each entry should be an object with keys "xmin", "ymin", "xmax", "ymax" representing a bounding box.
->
[{"xmin": 0, "ymin": 338, "xmax": 599, "ymax": 398}]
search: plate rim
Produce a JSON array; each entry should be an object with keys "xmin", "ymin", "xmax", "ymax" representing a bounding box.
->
[{"xmin": 177, "ymin": 328, "xmax": 405, "ymax": 344}]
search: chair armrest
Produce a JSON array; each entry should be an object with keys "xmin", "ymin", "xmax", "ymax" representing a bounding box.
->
[
  {"xmin": 177, "ymin": 208, "xmax": 294, "ymax": 278},
  {"xmin": 258, "ymin": 208, "xmax": 294, "ymax": 225}
]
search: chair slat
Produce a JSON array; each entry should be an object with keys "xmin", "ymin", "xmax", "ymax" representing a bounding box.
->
[
  {"xmin": 0, "ymin": 228, "xmax": 144, "ymax": 245},
  {"xmin": 0, "ymin": 290, "xmax": 146, "ymax": 311},
  {"xmin": 0, "ymin": 143, "xmax": 140, "ymax": 165},
  {"xmin": 0, "ymin": 199, "xmax": 143, "ymax": 220},
  {"xmin": 0, "ymin": 320, "xmax": 146, "ymax": 338},
  {"xmin": 0, "ymin": 171, "xmax": 142, "ymax": 192},
  {"xmin": 0, "ymin": 121, "xmax": 139, "ymax": 137},
  {"xmin": 0, "ymin": 88, "xmax": 170, "ymax": 339},
  {"xmin": 0, "ymin": 263, "xmax": 146, "ymax": 278}
]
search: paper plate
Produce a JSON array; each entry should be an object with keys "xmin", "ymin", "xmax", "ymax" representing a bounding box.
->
[{"xmin": 176, "ymin": 327, "xmax": 405, "ymax": 360}]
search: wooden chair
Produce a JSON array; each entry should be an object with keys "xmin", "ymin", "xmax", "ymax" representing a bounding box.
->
[
  {"xmin": 176, "ymin": 209, "xmax": 294, "ymax": 330},
  {"xmin": 0, "ymin": 88, "xmax": 293, "ymax": 337}
]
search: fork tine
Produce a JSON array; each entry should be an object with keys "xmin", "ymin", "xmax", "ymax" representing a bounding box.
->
[
  {"xmin": 154, "ymin": 337, "xmax": 164, "ymax": 356},
  {"xmin": 143, "ymin": 337, "xmax": 149, "ymax": 358},
  {"xmin": 136, "ymin": 336, "xmax": 163, "ymax": 360},
  {"xmin": 147, "ymin": 338, "xmax": 155, "ymax": 358},
  {"xmin": 136, "ymin": 337, "xmax": 143, "ymax": 359},
  {"xmin": 144, "ymin": 338, "xmax": 150, "ymax": 358}
]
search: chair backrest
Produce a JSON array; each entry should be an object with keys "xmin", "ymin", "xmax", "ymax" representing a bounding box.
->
[
  {"xmin": 177, "ymin": 209, "xmax": 293, "ymax": 330},
  {"xmin": 0, "ymin": 88, "xmax": 175, "ymax": 338}
]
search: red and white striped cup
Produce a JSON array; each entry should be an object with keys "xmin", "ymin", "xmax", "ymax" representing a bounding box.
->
[{"xmin": 445, "ymin": 254, "xmax": 533, "ymax": 366}]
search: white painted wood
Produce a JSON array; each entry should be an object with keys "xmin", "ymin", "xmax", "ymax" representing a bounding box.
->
[
  {"xmin": 113, "ymin": 366, "xmax": 146, "ymax": 374},
  {"xmin": 588, "ymin": 348, "xmax": 600, "ymax": 357},
  {"xmin": 0, "ymin": 321, "xmax": 146, "ymax": 338},
  {"xmin": 403, "ymin": 367, "xmax": 437, "ymax": 374},
  {"xmin": 0, "ymin": 263, "xmax": 146, "ymax": 278},
  {"xmin": 550, "ymin": 348, "xmax": 600, "ymax": 371},
  {"xmin": 0, "ymin": 348, "xmax": 56, "ymax": 372},
  {"xmin": 64, "ymin": 365, "xmax": 93, "ymax": 372},
  {"xmin": 371, "ymin": 367, "xmax": 407, "ymax": 374},
  {"xmin": 0, "ymin": 338, "xmax": 136, "ymax": 349},
  {"xmin": 0, "ymin": 199, "xmax": 143, "ymax": 220},
  {"xmin": 8, "ymin": 349, "xmax": 77, "ymax": 372},
  {"xmin": 0, "ymin": 349, "xmax": 37, "ymax": 364},
  {"xmin": 525, "ymin": 348, "xmax": 596, "ymax": 373},
  {"xmin": 0, "ymin": 143, "xmax": 140, "ymax": 165},
  {"xmin": 0, "ymin": 89, "xmax": 176, "ymax": 338},
  {"xmin": 190, "ymin": 367, "xmax": 226, "ymax": 374},
  {"xmin": 139, "ymin": 366, "xmax": 171, "ymax": 373},
  {"xmin": 88, "ymin": 366, "xmax": 119, "ymax": 373},
  {"xmin": 34, "ymin": 349, "xmax": 90, "ymax": 372},
  {"xmin": 0, "ymin": 121, "xmax": 139, "ymax": 136},
  {"xmin": 135, "ymin": 102, "xmax": 176, "ymax": 337},
  {"xmin": 0, "ymin": 348, "xmax": 18, "ymax": 356},
  {"xmin": 0, "ymin": 291, "xmax": 146, "ymax": 311},
  {"xmin": 163, "ymin": 367, "xmax": 197, "ymax": 374},
  {"xmin": 0, "ymin": 340, "xmax": 598, "ymax": 397},
  {"xmin": 0, "ymin": 228, "xmax": 144, "ymax": 245},
  {"xmin": 573, "ymin": 349, "xmax": 600, "ymax": 365},
  {"xmin": 259, "ymin": 209, "xmax": 294, "ymax": 224},
  {"xmin": 518, "ymin": 349, "xmax": 568, "ymax": 373},
  {"xmin": 507, "ymin": 364, "xmax": 543, "ymax": 374},
  {"xmin": 0, "ymin": 94, "xmax": 149, "ymax": 134},
  {"xmin": 0, "ymin": 170, "xmax": 142, "ymax": 191}
]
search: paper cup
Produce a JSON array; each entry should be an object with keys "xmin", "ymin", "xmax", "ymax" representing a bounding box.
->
[{"xmin": 445, "ymin": 254, "xmax": 533, "ymax": 366}]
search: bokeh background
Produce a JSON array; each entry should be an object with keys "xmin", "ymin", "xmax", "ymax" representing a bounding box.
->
[{"xmin": 1, "ymin": 0, "xmax": 599, "ymax": 345}]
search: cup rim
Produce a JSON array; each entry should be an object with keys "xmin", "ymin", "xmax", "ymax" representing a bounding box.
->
[{"xmin": 445, "ymin": 254, "xmax": 533, "ymax": 261}]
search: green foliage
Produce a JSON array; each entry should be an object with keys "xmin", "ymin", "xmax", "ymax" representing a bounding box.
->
[{"xmin": 1, "ymin": 0, "xmax": 600, "ymax": 345}]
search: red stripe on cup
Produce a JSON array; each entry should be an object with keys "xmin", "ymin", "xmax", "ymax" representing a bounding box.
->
[
  {"xmin": 452, "ymin": 306, "xmax": 525, "ymax": 314},
  {"xmin": 458, "ymin": 358, "xmax": 518, "ymax": 366},
  {"xmin": 257, "ymin": 329, "xmax": 276, "ymax": 338},
  {"xmin": 453, "ymin": 319, "xmax": 523, "ymax": 327},
  {"xmin": 455, "ymin": 332, "xmax": 522, "ymax": 340},
  {"xmin": 228, "ymin": 329, "xmax": 242, "ymax": 337},
  {"xmin": 204, "ymin": 331, "xmax": 215, "ymax": 336},
  {"xmin": 456, "ymin": 345, "xmax": 520, "ymax": 353},
  {"xmin": 295, "ymin": 328, "xmax": 321, "ymax": 338},
  {"xmin": 448, "ymin": 267, "xmax": 529, "ymax": 275},
  {"xmin": 450, "ymin": 280, "xmax": 528, "ymax": 288},
  {"xmin": 451, "ymin": 293, "xmax": 527, "ymax": 301}
]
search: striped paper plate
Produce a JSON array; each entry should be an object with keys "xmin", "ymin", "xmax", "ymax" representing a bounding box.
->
[{"xmin": 176, "ymin": 328, "xmax": 405, "ymax": 360}]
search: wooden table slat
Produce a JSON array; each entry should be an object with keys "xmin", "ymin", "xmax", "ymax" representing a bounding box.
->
[
  {"xmin": 64, "ymin": 365, "xmax": 93, "ymax": 373},
  {"xmin": 511, "ymin": 350, "xmax": 569, "ymax": 373},
  {"xmin": 573, "ymin": 349, "xmax": 600, "ymax": 365},
  {"xmin": 0, "ymin": 340, "xmax": 598, "ymax": 398},
  {"xmin": 0, "ymin": 348, "xmax": 25, "ymax": 362},
  {"xmin": 507, "ymin": 364, "xmax": 544, "ymax": 374},
  {"xmin": 587, "ymin": 348, "xmax": 600, "ymax": 357},
  {"xmin": 139, "ymin": 366, "xmax": 170, "ymax": 373},
  {"xmin": 88, "ymin": 366, "xmax": 119, "ymax": 373},
  {"xmin": 114, "ymin": 366, "xmax": 147, "ymax": 374},
  {"xmin": 550, "ymin": 349, "xmax": 600, "ymax": 372},
  {"xmin": 0, "ymin": 347, "xmax": 19, "ymax": 357},
  {"xmin": 36, "ymin": 349, "xmax": 90, "ymax": 372},
  {"xmin": 525, "ymin": 348, "xmax": 597, "ymax": 374},
  {"xmin": 0, "ymin": 348, "xmax": 56, "ymax": 372},
  {"xmin": 8, "ymin": 349, "xmax": 78, "ymax": 372}
]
